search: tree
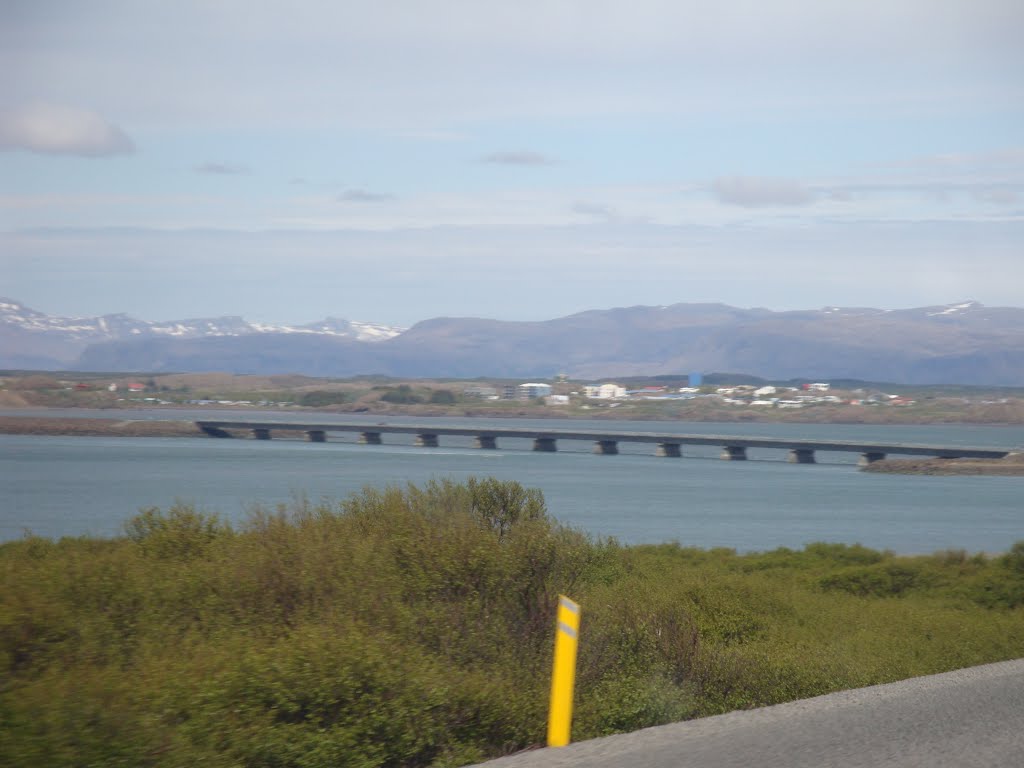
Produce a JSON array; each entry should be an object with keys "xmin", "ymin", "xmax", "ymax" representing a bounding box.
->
[
  {"xmin": 380, "ymin": 385, "xmax": 422, "ymax": 404},
  {"xmin": 428, "ymin": 389, "xmax": 456, "ymax": 405},
  {"xmin": 299, "ymin": 390, "xmax": 349, "ymax": 407}
]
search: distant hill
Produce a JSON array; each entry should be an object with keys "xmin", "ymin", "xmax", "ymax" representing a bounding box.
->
[
  {"xmin": 0, "ymin": 297, "xmax": 403, "ymax": 370},
  {"xmin": 3, "ymin": 297, "xmax": 1024, "ymax": 385}
]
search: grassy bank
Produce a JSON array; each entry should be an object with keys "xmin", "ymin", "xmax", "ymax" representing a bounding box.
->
[
  {"xmin": 860, "ymin": 453, "xmax": 1024, "ymax": 475},
  {"xmin": 2, "ymin": 479, "xmax": 1023, "ymax": 767}
]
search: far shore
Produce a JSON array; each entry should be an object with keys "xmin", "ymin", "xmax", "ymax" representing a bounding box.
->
[
  {"xmin": 0, "ymin": 415, "xmax": 207, "ymax": 438},
  {"xmin": 861, "ymin": 454, "xmax": 1024, "ymax": 476}
]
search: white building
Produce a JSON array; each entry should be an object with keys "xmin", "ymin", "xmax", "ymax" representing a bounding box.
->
[
  {"xmin": 602, "ymin": 383, "xmax": 627, "ymax": 399},
  {"xmin": 517, "ymin": 382, "xmax": 553, "ymax": 400},
  {"xmin": 583, "ymin": 383, "xmax": 627, "ymax": 399}
]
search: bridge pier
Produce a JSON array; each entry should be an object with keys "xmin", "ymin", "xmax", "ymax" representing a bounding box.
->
[
  {"xmin": 721, "ymin": 445, "xmax": 747, "ymax": 461},
  {"xmin": 306, "ymin": 430, "xmax": 327, "ymax": 443},
  {"xmin": 859, "ymin": 452, "xmax": 887, "ymax": 466},
  {"xmin": 533, "ymin": 437, "xmax": 557, "ymax": 452},
  {"xmin": 593, "ymin": 440, "xmax": 619, "ymax": 455},
  {"xmin": 788, "ymin": 448, "xmax": 816, "ymax": 464},
  {"xmin": 656, "ymin": 442, "xmax": 682, "ymax": 457},
  {"xmin": 475, "ymin": 435, "xmax": 498, "ymax": 449},
  {"xmin": 415, "ymin": 433, "xmax": 439, "ymax": 448},
  {"xmin": 253, "ymin": 428, "xmax": 272, "ymax": 440},
  {"xmin": 359, "ymin": 431, "xmax": 382, "ymax": 445}
]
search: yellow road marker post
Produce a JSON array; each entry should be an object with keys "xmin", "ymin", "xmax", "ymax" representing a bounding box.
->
[{"xmin": 547, "ymin": 594, "xmax": 581, "ymax": 747}]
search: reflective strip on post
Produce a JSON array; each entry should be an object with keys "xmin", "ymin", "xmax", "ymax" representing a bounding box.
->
[{"xmin": 547, "ymin": 595, "xmax": 581, "ymax": 748}]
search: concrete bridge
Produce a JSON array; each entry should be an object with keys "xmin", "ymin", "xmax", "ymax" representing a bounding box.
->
[{"xmin": 194, "ymin": 420, "xmax": 1011, "ymax": 465}]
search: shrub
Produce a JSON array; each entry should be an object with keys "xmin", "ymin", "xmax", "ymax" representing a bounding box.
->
[
  {"xmin": 818, "ymin": 561, "xmax": 934, "ymax": 597},
  {"xmin": 379, "ymin": 385, "xmax": 422, "ymax": 404},
  {"xmin": 429, "ymin": 389, "xmax": 457, "ymax": 405},
  {"xmin": 124, "ymin": 503, "xmax": 229, "ymax": 560},
  {"xmin": 298, "ymin": 390, "xmax": 349, "ymax": 407},
  {"xmin": 3, "ymin": 484, "xmax": 1024, "ymax": 766}
]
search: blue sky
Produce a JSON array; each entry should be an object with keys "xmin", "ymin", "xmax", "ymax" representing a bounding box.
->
[{"xmin": 2, "ymin": 1, "xmax": 1022, "ymax": 326}]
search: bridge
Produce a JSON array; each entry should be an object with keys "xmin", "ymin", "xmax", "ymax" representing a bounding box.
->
[{"xmin": 194, "ymin": 420, "xmax": 1011, "ymax": 465}]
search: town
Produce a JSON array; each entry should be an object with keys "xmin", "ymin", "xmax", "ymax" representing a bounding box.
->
[
  {"xmin": 4, "ymin": 370, "xmax": 1022, "ymax": 425},
  {"xmin": 462, "ymin": 378, "xmax": 917, "ymax": 411}
]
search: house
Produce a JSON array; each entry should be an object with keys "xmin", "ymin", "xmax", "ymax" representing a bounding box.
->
[
  {"xmin": 463, "ymin": 385, "xmax": 499, "ymax": 399},
  {"xmin": 583, "ymin": 383, "xmax": 626, "ymax": 399},
  {"xmin": 517, "ymin": 382, "xmax": 553, "ymax": 400},
  {"xmin": 599, "ymin": 383, "xmax": 627, "ymax": 399}
]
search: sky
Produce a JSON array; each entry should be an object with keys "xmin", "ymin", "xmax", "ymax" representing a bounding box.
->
[{"xmin": 1, "ymin": 0, "xmax": 1022, "ymax": 327}]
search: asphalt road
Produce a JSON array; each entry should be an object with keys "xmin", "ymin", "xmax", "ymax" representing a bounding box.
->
[{"xmin": 473, "ymin": 659, "xmax": 1024, "ymax": 768}]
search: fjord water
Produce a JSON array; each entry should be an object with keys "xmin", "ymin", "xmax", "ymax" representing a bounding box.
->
[{"xmin": 2, "ymin": 411, "xmax": 1022, "ymax": 553}]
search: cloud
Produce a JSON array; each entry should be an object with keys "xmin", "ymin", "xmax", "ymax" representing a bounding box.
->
[
  {"xmin": 894, "ymin": 148, "xmax": 1024, "ymax": 171},
  {"xmin": 195, "ymin": 162, "xmax": 249, "ymax": 175},
  {"xmin": 338, "ymin": 189, "xmax": 393, "ymax": 202},
  {"xmin": 392, "ymin": 130, "xmax": 471, "ymax": 142},
  {"xmin": 482, "ymin": 151, "xmax": 555, "ymax": 167},
  {"xmin": 571, "ymin": 201, "xmax": 618, "ymax": 221},
  {"xmin": 974, "ymin": 188, "xmax": 1019, "ymax": 205},
  {"xmin": 0, "ymin": 103, "xmax": 135, "ymax": 157},
  {"xmin": 712, "ymin": 177, "xmax": 815, "ymax": 207}
]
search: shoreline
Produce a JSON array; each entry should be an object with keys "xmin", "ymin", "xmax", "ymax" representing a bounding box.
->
[
  {"xmin": 861, "ymin": 455, "xmax": 1024, "ymax": 476},
  {"xmin": 0, "ymin": 415, "xmax": 206, "ymax": 438}
]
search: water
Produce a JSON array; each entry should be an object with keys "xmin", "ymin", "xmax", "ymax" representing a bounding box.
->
[{"xmin": 2, "ymin": 412, "xmax": 1022, "ymax": 553}]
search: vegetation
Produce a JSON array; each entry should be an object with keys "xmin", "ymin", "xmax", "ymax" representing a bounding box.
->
[
  {"xmin": 298, "ymin": 390, "xmax": 350, "ymax": 407},
  {"xmin": 2, "ymin": 479, "xmax": 1024, "ymax": 767},
  {"xmin": 428, "ymin": 389, "xmax": 457, "ymax": 405},
  {"xmin": 379, "ymin": 384, "xmax": 424, "ymax": 404}
]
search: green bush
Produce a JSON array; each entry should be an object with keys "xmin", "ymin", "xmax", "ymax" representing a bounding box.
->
[
  {"xmin": 379, "ymin": 385, "xmax": 422, "ymax": 404},
  {"xmin": 818, "ymin": 561, "xmax": 934, "ymax": 597},
  {"xmin": 429, "ymin": 389, "xmax": 457, "ymax": 405},
  {"xmin": 298, "ymin": 390, "xmax": 350, "ymax": 407},
  {"xmin": 3, "ymin": 485, "xmax": 1024, "ymax": 767}
]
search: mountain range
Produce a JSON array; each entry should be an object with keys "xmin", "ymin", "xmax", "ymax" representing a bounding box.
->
[{"xmin": 2, "ymin": 297, "xmax": 1024, "ymax": 385}]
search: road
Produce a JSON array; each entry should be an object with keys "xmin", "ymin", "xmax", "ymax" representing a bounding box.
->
[{"xmin": 473, "ymin": 659, "xmax": 1024, "ymax": 768}]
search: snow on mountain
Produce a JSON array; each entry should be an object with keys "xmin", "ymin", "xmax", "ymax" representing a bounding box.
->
[
  {"xmin": 0, "ymin": 298, "xmax": 404, "ymax": 347},
  {"xmin": 925, "ymin": 301, "xmax": 982, "ymax": 317}
]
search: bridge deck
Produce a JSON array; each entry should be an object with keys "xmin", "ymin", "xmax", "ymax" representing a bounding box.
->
[{"xmin": 194, "ymin": 420, "xmax": 1011, "ymax": 459}]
